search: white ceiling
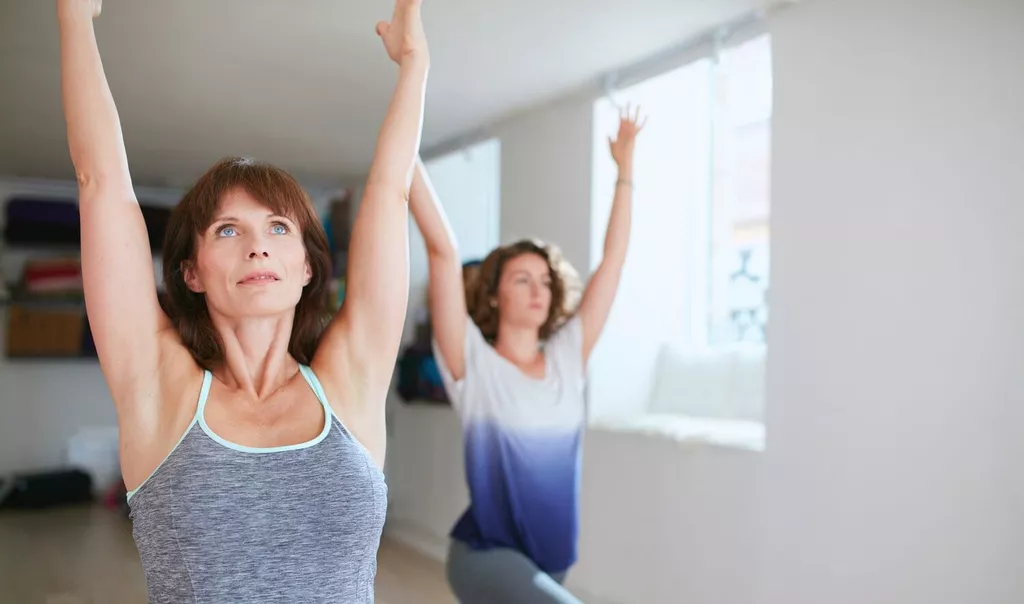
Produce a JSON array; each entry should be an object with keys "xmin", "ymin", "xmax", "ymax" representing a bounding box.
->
[{"xmin": 0, "ymin": 0, "xmax": 756, "ymax": 188}]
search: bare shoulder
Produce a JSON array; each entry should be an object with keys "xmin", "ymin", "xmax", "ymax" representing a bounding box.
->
[
  {"xmin": 310, "ymin": 332, "xmax": 386, "ymax": 469},
  {"xmin": 115, "ymin": 329, "xmax": 207, "ymax": 490},
  {"xmin": 309, "ymin": 328, "xmax": 361, "ymax": 423}
]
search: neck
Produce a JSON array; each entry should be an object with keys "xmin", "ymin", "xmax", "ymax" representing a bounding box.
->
[
  {"xmin": 494, "ymin": 323, "xmax": 542, "ymax": 364},
  {"xmin": 209, "ymin": 312, "xmax": 297, "ymax": 400}
]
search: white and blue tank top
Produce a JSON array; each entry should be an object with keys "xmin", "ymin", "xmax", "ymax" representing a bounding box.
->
[{"xmin": 434, "ymin": 316, "xmax": 586, "ymax": 574}]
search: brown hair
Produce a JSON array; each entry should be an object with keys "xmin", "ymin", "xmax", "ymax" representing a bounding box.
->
[
  {"xmin": 467, "ymin": 239, "xmax": 582, "ymax": 342},
  {"xmin": 162, "ymin": 157, "xmax": 333, "ymax": 369}
]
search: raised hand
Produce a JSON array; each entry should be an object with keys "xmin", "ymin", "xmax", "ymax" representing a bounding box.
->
[
  {"xmin": 58, "ymin": 0, "xmax": 101, "ymax": 20},
  {"xmin": 375, "ymin": 0, "xmax": 429, "ymax": 66},
  {"xmin": 608, "ymin": 104, "xmax": 647, "ymax": 168}
]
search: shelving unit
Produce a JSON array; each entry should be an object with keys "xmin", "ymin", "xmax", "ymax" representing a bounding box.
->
[{"xmin": 1, "ymin": 194, "xmax": 171, "ymax": 361}]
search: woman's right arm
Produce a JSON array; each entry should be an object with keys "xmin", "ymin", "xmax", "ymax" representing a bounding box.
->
[
  {"xmin": 408, "ymin": 158, "xmax": 469, "ymax": 380},
  {"xmin": 59, "ymin": 0, "xmax": 171, "ymax": 403}
]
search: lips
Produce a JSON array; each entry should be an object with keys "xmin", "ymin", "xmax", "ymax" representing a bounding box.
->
[{"xmin": 238, "ymin": 270, "xmax": 280, "ymax": 284}]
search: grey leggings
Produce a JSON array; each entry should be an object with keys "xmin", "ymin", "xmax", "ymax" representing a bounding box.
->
[{"xmin": 446, "ymin": 539, "xmax": 583, "ymax": 603}]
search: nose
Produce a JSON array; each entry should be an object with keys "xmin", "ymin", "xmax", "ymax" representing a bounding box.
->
[
  {"xmin": 248, "ymin": 237, "xmax": 269, "ymax": 259},
  {"xmin": 245, "ymin": 230, "xmax": 271, "ymax": 259}
]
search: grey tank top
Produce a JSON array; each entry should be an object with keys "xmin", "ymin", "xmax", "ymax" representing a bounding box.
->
[{"xmin": 127, "ymin": 366, "xmax": 387, "ymax": 603}]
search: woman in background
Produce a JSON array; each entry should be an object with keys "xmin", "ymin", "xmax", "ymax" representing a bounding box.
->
[
  {"xmin": 409, "ymin": 107, "xmax": 646, "ymax": 603},
  {"xmin": 58, "ymin": 0, "xmax": 428, "ymax": 601}
]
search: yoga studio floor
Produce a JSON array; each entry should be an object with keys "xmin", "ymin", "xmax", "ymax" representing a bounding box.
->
[{"xmin": 0, "ymin": 504, "xmax": 454, "ymax": 604}]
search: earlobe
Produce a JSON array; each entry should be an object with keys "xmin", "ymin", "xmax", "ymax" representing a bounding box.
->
[{"xmin": 181, "ymin": 261, "xmax": 204, "ymax": 293}]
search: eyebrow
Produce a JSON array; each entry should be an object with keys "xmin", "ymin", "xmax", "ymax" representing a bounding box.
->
[
  {"xmin": 510, "ymin": 269, "xmax": 550, "ymax": 278},
  {"xmin": 210, "ymin": 213, "xmax": 295, "ymax": 225}
]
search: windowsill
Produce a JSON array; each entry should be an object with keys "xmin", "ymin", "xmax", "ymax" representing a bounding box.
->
[{"xmin": 589, "ymin": 413, "xmax": 765, "ymax": 452}]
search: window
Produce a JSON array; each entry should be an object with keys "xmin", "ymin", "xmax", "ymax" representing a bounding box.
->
[
  {"xmin": 420, "ymin": 138, "xmax": 502, "ymax": 264},
  {"xmin": 708, "ymin": 35, "xmax": 772, "ymax": 346},
  {"xmin": 589, "ymin": 34, "xmax": 771, "ymax": 423}
]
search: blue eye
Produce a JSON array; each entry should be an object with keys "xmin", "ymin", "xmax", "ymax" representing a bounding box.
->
[
  {"xmin": 271, "ymin": 223, "xmax": 288, "ymax": 235},
  {"xmin": 218, "ymin": 226, "xmax": 238, "ymax": 237}
]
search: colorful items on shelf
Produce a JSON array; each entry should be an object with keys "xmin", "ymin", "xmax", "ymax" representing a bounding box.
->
[
  {"xmin": 19, "ymin": 257, "xmax": 84, "ymax": 298},
  {"xmin": 1, "ymin": 193, "xmax": 171, "ymax": 360},
  {"xmin": 4, "ymin": 257, "xmax": 93, "ymax": 359}
]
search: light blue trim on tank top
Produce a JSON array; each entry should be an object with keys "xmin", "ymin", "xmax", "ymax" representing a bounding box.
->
[
  {"xmin": 125, "ymin": 371, "xmax": 212, "ymax": 502},
  {"xmin": 126, "ymin": 365, "xmax": 333, "ymax": 502},
  {"xmin": 198, "ymin": 365, "xmax": 333, "ymax": 454}
]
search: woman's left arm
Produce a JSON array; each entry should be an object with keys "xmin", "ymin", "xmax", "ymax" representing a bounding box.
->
[
  {"xmin": 313, "ymin": 0, "xmax": 428, "ymax": 466},
  {"xmin": 577, "ymin": 107, "xmax": 646, "ymax": 365}
]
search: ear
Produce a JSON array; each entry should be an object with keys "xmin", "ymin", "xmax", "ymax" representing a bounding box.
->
[
  {"xmin": 181, "ymin": 260, "xmax": 204, "ymax": 293},
  {"xmin": 303, "ymin": 261, "xmax": 312, "ymax": 287}
]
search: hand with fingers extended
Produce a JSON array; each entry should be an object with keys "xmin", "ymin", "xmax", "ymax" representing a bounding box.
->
[
  {"xmin": 608, "ymin": 104, "xmax": 647, "ymax": 169},
  {"xmin": 376, "ymin": 0, "xmax": 429, "ymax": 67},
  {"xmin": 58, "ymin": 0, "xmax": 101, "ymax": 20}
]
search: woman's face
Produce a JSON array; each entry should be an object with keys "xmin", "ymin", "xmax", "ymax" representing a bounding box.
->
[
  {"xmin": 495, "ymin": 252, "xmax": 552, "ymax": 332},
  {"xmin": 185, "ymin": 187, "xmax": 311, "ymax": 319}
]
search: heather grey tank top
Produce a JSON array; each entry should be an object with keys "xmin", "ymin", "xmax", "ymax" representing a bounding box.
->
[{"xmin": 127, "ymin": 366, "xmax": 387, "ymax": 604}]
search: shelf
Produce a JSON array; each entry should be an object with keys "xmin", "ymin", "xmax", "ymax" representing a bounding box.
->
[
  {"xmin": 4, "ymin": 353, "xmax": 98, "ymax": 362},
  {"xmin": 0, "ymin": 284, "xmax": 86, "ymax": 309},
  {"xmin": 0, "ymin": 297, "xmax": 86, "ymax": 310},
  {"xmin": 3, "ymin": 196, "xmax": 172, "ymax": 253},
  {"xmin": 1, "ymin": 242, "xmax": 85, "ymax": 253}
]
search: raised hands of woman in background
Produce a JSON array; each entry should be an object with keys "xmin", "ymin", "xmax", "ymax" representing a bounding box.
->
[{"xmin": 578, "ymin": 104, "xmax": 647, "ymax": 364}]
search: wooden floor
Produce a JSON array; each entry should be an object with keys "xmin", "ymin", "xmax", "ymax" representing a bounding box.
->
[{"xmin": 0, "ymin": 504, "xmax": 454, "ymax": 604}]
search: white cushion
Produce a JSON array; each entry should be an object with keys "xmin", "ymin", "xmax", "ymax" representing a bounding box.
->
[{"xmin": 647, "ymin": 344, "xmax": 765, "ymax": 422}]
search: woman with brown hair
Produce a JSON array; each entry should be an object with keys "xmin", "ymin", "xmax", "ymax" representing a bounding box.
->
[
  {"xmin": 410, "ymin": 108, "xmax": 646, "ymax": 603},
  {"xmin": 57, "ymin": 0, "xmax": 428, "ymax": 601}
]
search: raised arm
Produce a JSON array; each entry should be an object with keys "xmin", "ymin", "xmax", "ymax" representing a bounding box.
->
[
  {"xmin": 314, "ymin": 0, "xmax": 428, "ymax": 450},
  {"xmin": 408, "ymin": 158, "xmax": 469, "ymax": 379},
  {"xmin": 59, "ymin": 0, "xmax": 170, "ymax": 402},
  {"xmin": 577, "ymin": 106, "xmax": 646, "ymax": 364}
]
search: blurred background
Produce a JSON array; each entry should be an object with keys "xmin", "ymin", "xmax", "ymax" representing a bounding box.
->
[{"xmin": 0, "ymin": 0, "xmax": 1022, "ymax": 602}]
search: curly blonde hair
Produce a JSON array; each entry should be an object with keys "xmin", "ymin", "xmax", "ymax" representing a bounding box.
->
[{"xmin": 467, "ymin": 239, "xmax": 582, "ymax": 342}]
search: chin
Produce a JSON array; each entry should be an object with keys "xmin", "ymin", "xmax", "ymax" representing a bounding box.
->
[
  {"xmin": 519, "ymin": 314, "xmax": 548, "ymax": 332},
  {"xmin": 231, "ymin": 293, "xmax": 302, "ymax": 318}
]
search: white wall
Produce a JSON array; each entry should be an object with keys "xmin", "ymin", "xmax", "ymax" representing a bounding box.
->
[
  {"xmin": 494, "ymin": 94, "xmax": 594, "ymax": 271},
  {"xmin": 760, "ymin": 1, "xmax": 1024, "ymax": 603},
  {"xmin": 571, "ymin": 429, "xmax": 760, "ymax": 604}
]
